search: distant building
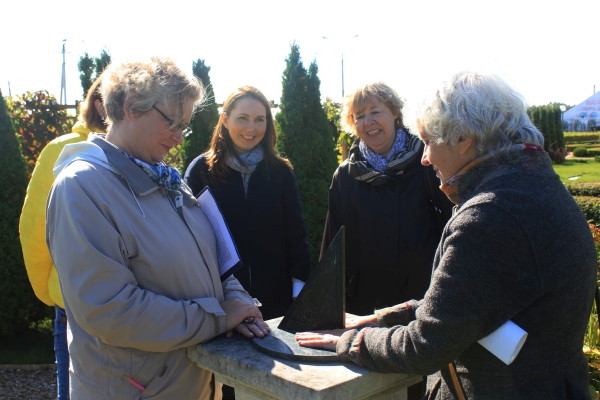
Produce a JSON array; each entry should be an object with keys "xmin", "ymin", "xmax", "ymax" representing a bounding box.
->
[{"xmin": 563, "ymin": 92, "xmax": 600, "ymax": 132}]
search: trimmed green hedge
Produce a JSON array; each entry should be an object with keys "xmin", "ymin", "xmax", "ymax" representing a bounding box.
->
[
  {"xmin": 573, "ymin": 196, "xmax": 600, "ymax": 225},
  {"xmin": 564, "ymin": 133, "xmax": 600, "ymax": 143},
  {"xmin": 566, "ymin": 183, "xmax": 600, "ymax": 197},
  {"xmin": 573, "ymin": 147, "xmax": 589, "ymax": 157},
  {"xmin": 567, "ymin": 143, "xmax": 599, "ymax": 151}
]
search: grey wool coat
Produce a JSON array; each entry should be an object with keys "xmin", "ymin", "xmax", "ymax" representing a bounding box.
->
[{"xmin": 336, "ymin": 147, "xmax": 597, "ymax": 399}]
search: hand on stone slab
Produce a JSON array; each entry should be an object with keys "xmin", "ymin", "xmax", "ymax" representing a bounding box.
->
[
  {"xmin": 231, "ymin": 317, "xmax": 269, "ymax": 339},
  {"xmin": 295, "ymin": 329, "xmax": 349, "ymax": 351},
  {"xmin": 220, "ymin": 298, "xmax": 263, "ymax": 336}
]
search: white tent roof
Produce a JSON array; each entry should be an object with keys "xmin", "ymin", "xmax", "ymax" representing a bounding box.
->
[{"xmin": 563, "ymin": 91, "xmax": 600, "ymax": 121}]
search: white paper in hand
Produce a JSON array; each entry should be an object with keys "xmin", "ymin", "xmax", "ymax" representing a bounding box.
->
[
  {"xmin": 197, "ymin": 187, "xmax": 242, "ymax": 281},
  {"xmin": 478, "ymin": 320, "xmax": 527, "ymax": 365}
]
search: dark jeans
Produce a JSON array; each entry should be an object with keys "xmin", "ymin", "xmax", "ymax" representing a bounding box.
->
[{"xmin": 54, "ymin": 305, "xmax": 69, "ymax": 400}]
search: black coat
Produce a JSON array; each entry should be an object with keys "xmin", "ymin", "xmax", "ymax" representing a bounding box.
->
[
  {"xmin": 185, "ymin": 155, "xmax": 311, "ymax": 320},
  {"xmin": 322, "ymin": 140, "xmax": 453, "ymax": 315},
  {"xmin": 337, "ymin": 148, "xmax": 597, "ymax": 399}
]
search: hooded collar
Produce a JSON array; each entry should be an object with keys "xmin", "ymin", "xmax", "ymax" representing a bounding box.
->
[{"xmin": 90, "ymin": 135, "xmax": 197, "ymax": 206}]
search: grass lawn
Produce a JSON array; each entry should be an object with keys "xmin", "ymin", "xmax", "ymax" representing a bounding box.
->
[
  {"xmin": 0, "ymin": 318, "xmax": 55, "ymax": 364},
  {"xmin": 553, "ymin": 159, "xmax": 600, "ymax": 183}
]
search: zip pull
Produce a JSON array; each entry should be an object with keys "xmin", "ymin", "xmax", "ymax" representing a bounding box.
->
[{"xmin": 175, "ymin": 194, "xmax": 183, "ymax": 209}]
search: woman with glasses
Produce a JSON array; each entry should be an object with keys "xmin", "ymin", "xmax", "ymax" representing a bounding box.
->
[
  {"xmin": 321, "ymin": 82, "xmax": 453, "ymax": 319},
  {"xmin": 184, "ymin": 86, "xmax": 311, "ymax": 322},
  {"xmin": 46, "ymin": 58, "xmax": 266, "ymax": 399}
]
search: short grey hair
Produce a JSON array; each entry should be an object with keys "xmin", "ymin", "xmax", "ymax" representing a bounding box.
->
[
  {"xmin": 411, "ymin": 71, "xmax": 544, "ymax": 156},
  {"xmin": 101, "ymin": 57, "xmax": 205, "ymax": 128}
]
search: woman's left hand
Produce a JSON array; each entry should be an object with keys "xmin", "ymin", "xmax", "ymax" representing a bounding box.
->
[
  {"xmin": 228, "ymin": 318, "xmax": 270, "ymax": 339},
  {"xmin": 295, "ymin": 329, "xmax": 348, "ymax": 351}
]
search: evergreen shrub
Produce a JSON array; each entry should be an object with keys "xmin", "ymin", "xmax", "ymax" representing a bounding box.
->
[
  {"xmin": 566, "ymin": 183, "xmax": 600, "ymax": 197},
  {"xmin": 567, "ymin": 144, "xmax": 597, "ymax": 152},
  {"xmin": 179, "ymin": 59, "xmax": 219, "ymax": 174},
  {"xmin": 573, "ymin": 196, "xmax": 600, "ymax": 225},
  {"xmin": 574, "ymin": 147, "xmax": 589, "ymax": 157},
  {"xmin": 564, "ymin": 133, "xmax": 600, "ymax": 143},
  {"xmin": 0, "ymin": 91, "xmax": 51, "ymax": 338},
  {"xmin": 276, "ymin": 43, "xmax": 338, "ymax": 265},
  {"xmin": 5, "ymin": 91, "xmax": 72, "ymax": 177},
  {"xmin": 588, "ymin": 150, "xmax": 600, "ymax": 157}
]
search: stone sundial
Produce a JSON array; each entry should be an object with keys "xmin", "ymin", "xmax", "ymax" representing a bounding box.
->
[{"xmin": 252, "ymin": 227, "xmax": 345, "ymax": 362}]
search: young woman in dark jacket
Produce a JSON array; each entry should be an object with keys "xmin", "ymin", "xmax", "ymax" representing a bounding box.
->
[
  {"xmin": 321, "ymin": 82, "xmax": 453, "ymax": 317},
  {"xmin": 185, "ymin": 86, "xmax": 311, "ymax": 321}
]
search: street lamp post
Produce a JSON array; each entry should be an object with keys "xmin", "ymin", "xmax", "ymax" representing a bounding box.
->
[{"xmin": 322, "ymin": 35, "xmax": 358, "ymax": 99}]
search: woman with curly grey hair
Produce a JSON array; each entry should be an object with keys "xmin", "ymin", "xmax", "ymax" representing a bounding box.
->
[
  {"xmin": 298, "ymin": 71, "xmax": 597, "ymax": 399},
  {"xmin": 46, "ymin": 57, "xmax": 266, "ymax": 399}
]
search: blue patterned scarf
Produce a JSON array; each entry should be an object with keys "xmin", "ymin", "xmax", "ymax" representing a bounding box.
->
[
  {"xmin": 358, "ymin": 129, "xmax": 407, "ymax": 173},
  {"xmin": 107, "ymin": 143, "xmax": 182, "ymax": 191}
]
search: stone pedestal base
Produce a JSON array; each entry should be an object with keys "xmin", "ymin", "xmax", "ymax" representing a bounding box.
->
[{"xmin": 188, "ymin": 318, "xmax": 421, "ymax": 400}]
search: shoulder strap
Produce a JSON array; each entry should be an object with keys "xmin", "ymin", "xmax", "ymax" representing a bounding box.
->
[{"xmin": 448, "ymin": 362, "xmax": 467, "ymax": 400}]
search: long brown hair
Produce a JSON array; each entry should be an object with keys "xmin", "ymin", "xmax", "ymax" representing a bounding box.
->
[
  {"xmin": 79, "ymin": 72, "xmax": 107, "ymax": 132},
  {"xmin": 205, "ymin": 86, "xmax": 290, "ymax": 183}
]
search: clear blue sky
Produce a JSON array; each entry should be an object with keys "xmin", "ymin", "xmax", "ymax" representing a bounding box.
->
[{"xmin": 2, "ymin": 0, "xmax": 598, "ymax": 111}]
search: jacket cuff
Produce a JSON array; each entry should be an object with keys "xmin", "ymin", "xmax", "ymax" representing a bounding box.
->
[
  {"xmin": 192, "ymin": 297, "xmax": 227, "ymax": 334},
  {"xmin": 336, "ymin": 328, "xmax": 369, "ymax": 366},
  {"xmin": 375, "ymin": 300, "xmax": 419, "ymax": 327}
]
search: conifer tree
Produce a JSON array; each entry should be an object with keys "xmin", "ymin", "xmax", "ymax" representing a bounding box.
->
[
  {"xmin": 78, "ymin": 49, "xmax": 112, "ymax": 99},
  {"xmin": 554, "ymin": 104, "xmax": 565, "ymax": 148},
  {"xmin": 276, "ymin": 43, "xmax": 338, "ymax": 265},
  {"xmin": 95, "ymin": 49, "xmax": 112, "ymax": 78},
  {"xmin": 179, "ymin": 59, "xmax": 219, "ymax": 174},
  {"xmin": 78, "ymin": 52, "xmax": 95, "ymax": 99},
  {"xmin": 545, "ymin": 105, "xmax": 557, "ymax": 149},
  {"xmin": 0, "ymin": 90, "xmax": 50, "ymax": 337},
  {"xmin": 539, "ymin": 106, "xmax": 549, "ymax": 150}
]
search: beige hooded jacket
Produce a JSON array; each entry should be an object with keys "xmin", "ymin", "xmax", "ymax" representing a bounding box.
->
[{"xmin": 47, "ymin": 134, "xmax": 253, "ymax": 399}]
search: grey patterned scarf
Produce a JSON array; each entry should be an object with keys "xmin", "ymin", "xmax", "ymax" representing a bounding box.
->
[{"xmin": 226, "ymin": 146, "xmax": 264, "ymax": 196}]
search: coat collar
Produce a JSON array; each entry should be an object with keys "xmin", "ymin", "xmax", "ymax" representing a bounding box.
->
[{"xmin": 90, "ymin": 135, "xmax": 197, "ymax": 206}]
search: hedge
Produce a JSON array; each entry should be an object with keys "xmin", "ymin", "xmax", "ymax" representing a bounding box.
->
[
  {"xmin": 573, "ymin": 147, "xmax": 589, "ymax": 157},
  {"xmin": 0, "ymin": 90, "xmax": 52, "ymax": 338},
  {"xmin": 566, "ymin": 183, "xmax": 600, "ymax": 197},
  {"xmin": 564, "ymin": 133, "xmax": 600, "ymax": 143},
  {"xmin": 573, "ymin": 196, "xmax": 600, "ymax": 225}
]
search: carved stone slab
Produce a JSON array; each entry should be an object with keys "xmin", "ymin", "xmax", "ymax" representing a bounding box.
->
[
  {"xmin": 251, "ymin": 227, "xmax": 345, "ymax": 362},
  {"xmin": 251, "ymin": 318, "xmax": 339, "ymax": 362}
]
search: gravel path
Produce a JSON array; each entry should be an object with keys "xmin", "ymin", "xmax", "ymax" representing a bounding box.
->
[{"xmin": 0, "ymin": 367, "xmax": 57, "ymax": 400}]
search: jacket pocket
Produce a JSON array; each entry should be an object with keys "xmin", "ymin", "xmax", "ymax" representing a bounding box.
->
[{"xmin": 129, "ymin": 348, "xmax": 163, "ymax": 399}]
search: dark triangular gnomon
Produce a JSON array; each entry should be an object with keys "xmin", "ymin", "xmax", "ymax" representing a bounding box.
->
[{"xmin": 278, "ymin": 226, "xmax": 345, "ymax": 333}]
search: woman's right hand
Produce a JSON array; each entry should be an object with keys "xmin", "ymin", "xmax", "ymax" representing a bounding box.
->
[
  {"xmin": 346, "ymin": 314, "xmax": 379, "ymax": 328},
  {"xmin": 220, "ymin": 298, "xmax": 263, "ymax": 333}
]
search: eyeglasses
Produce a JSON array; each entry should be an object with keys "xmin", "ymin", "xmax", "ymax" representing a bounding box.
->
[{"xmin": 152, "ymin": 105, "xmax": 192, "ymax": 137}]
